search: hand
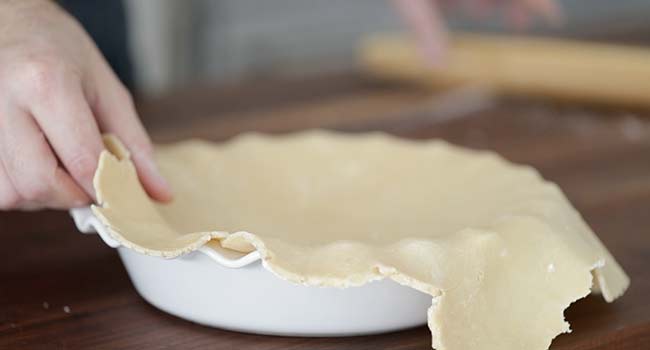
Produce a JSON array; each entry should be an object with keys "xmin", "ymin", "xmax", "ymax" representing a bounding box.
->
[
  {"xmin": 0, "ymin": 0, "xmax": 172, "ymax": 210},
  {"xmin": 392, "ymin": 0, "xmax": 562, "ymax": 63}
]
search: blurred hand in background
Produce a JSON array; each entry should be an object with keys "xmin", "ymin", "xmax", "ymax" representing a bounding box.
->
[{"xmin": 392, "ymin": 0, "xmax": 562, "ymax": 64}]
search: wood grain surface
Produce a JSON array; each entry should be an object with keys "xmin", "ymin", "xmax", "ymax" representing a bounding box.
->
[{"xmin": 1, "ymin": 73, "xmax": 649, "ymax": 349}]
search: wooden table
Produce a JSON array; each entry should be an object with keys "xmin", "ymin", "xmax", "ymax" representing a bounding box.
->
[{"xmin": 1, "ymin": 73, "xmax": 649, "ymax": 349}]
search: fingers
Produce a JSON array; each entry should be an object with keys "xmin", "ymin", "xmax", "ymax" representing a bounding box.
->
[
  {"xmin": 21, "ymin": 62, "xmax": 105, "ymax": 200},
  {"xmin": 0, "ymin": 107, "xmax": 90, "ymax": 210},
  {"xmin": 89, "ymin": 63, "xmax": 173, "ymax": 202},
  {"xmin": 392, "ymin": 0, "xmax": 448, "ymax": 65},
  {"xmin": 391, "ymin": 0, "xmax": 563, "ymax": 66}
]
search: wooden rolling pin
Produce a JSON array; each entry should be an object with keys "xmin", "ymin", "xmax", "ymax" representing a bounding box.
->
[{"xmin": 360, "ymin": 33, "xmax": 650, "ymax": 108}]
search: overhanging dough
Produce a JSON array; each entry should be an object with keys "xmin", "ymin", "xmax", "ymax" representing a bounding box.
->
[{"xmin": 92, "ymin": 130, "xmax": 629, "ymax": 350}]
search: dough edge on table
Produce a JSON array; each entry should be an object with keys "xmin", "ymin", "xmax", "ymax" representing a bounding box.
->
[{"xmin": 91, "ymin": 131, "xmax": 629, "ymax": 350}]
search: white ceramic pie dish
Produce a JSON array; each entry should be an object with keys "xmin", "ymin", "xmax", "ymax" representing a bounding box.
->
[{"xmin": 70, "ymin": 207, "xmax": 430, "ymax": 336}]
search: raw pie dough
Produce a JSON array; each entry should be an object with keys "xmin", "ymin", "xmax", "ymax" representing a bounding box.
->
[{"xmin": 93, "ymin": 130, "xmax": 629, "ymax": 350}]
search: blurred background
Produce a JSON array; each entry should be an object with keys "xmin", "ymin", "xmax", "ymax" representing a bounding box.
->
[{"xmin": 121, "ymin": 0, "xmax": 650, "ymax": 96}]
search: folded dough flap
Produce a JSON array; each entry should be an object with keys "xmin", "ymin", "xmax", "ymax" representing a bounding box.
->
[{"xmin": 92, "ymin": 134, "xmax": 254, "ymax": 259}]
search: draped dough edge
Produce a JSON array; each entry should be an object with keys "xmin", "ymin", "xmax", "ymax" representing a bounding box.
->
[
  {"xmin": 91, "ymin": 136, "xmax": 228, "ymax": 258},
  {"xmin": 90, "ymin": 132, "xmax": 630, "ymax": 350}
]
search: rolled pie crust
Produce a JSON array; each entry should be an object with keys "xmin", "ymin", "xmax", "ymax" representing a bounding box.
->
[{"xmin": 92, "ymin": 131, "xmax": 629, "ymax": 350}]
